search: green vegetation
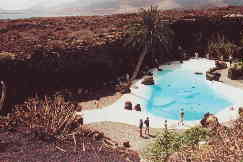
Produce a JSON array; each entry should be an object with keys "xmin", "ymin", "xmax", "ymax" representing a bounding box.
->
[
  {"xmin": 147, "ymin": 130, "xmax": 183, "ymax": 162},
  {"xmin": 144, "ymin": 126, "xmax": 210, "ymax": 162},
  {"xmin": 125, "ymin": 6, "xmax": 174, "ymax": 80},
  {"xmin": 183, "ymin": 126, "xmax": 209, "ymax": 149},
  {"xmin": 145, "ymin": 119, "xmax": 243, "ymax": 162},
  {"xmin": 208, "ymin": 33, "xmax": 237, "ymax": 59}
]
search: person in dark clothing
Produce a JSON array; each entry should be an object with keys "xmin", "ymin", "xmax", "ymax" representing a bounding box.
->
[
  {"xmin": 229, "ymin": 55, "xmax": 233, "ymax": 66},
  {"xmin": 139, "ymin": 119, "xmax": 143, "ymax": 137},
  {"xmin": 144, "ymin": 117, "xmax": 150, "ymax": 135},
  {"xmin": 179, "ymin": 108, "xmax": 185, "ymax": 126}
]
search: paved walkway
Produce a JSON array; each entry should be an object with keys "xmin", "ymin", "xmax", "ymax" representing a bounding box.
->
[{"xmin": 87, "ymin": 122, "xmax": 161, "ymax": 154}]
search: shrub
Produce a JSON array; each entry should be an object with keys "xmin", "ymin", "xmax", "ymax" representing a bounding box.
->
[
  {"xmin": 208, "ymin": 33, "xmax": 237, "ymax": 59},
  {"xmin": 144, "ymin": 127, "xmax": 210, "ymax": 162},
  {"xmin": 145, "ymin": 130, "xmax": 184, "ymax": 162},
  {"xmin": 183, "ymin": 126, "xmax": 210, "ymax": 149},
  {"xmin": 7, "ymin": 96, "xmax": 82, "ymax": 138}
]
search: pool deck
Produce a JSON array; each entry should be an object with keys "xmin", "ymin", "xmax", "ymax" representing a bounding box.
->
[{"xmin": 78, "ymin": 58, "xmax": 243, "ymax": 129}]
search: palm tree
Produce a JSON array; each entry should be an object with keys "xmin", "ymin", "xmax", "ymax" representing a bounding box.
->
[{"xmin": 124, "ymin": 6, "xmax": 174, "ymax": 81}]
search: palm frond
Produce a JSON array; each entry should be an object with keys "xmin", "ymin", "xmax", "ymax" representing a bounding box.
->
[{"xmin": 124, "ymin": 5, "xmax": 175, "ymax": 80}]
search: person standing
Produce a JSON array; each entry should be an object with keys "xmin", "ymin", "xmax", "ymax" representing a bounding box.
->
[
  {"xmin": 139, "ymin": 119, "xmax": 143, "ymax": 137},
  {"xmin": 179, "ymin": 108, "xmax": 185, "ymax": 126},
  {"xmin": 195, "ymin": 52, "xmax": 199, "ymax": 59},
  {"xmin": 229, "ymin": 55, "xmax": 233, "ymax": 66},
  {"xmin": 206, "ymin": 53, "xmax": 210, "ymax": 59},
  {"xmin": 164, "ymin": 120, "xmax": 168, "ymax": 131},
  {"xmin": 144, "ymin": 117, "xmax": 150, "ymax": 135}
]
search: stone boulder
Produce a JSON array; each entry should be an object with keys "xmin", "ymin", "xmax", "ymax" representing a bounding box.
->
[
  {"xmin": 118, "ymin": 82, "xmax": 132, "ymax": 94},
  {"xmin": 206, "ymin": 72, "xmax": 221, "ymax": 81},
  {"xmin": 124, "ymin": 101, "xmax": 132, "ymax": 110},
  {"xmin": 238, "ymin": 107, "xmax": 243, "ymax": 118},
  {"xmin": 215, "ymin": 60, "xmax": 227, "ymax": 69},
  {"xmin": 142, "ymin": 76, "xmax": 154, "ymax": 85},
  {"xmin": 228, "ymin": 66, "xmax": 243, "ymax": 80},
  {"xmin": 120, "ymin": 88, "xmax": 131, "ymax": 94},
  {"xmin": 157, "ymin": 68, "xmax": 163, "ymax": 71},
  {"xmin": 123, "ymin": 141, "xmax": 130, "ymax": 148},
  {"xmin": 134, "ymin": 104, "xmax": 141, "ymax": 111}
]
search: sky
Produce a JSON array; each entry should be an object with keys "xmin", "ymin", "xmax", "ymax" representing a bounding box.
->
[
  {"xmin": 0, "ymin": 0, "xmax": 242, "ymax": 11},
  {"xmin": 0, "ymin": 0, "xmax": 78, "ymax": 10}
]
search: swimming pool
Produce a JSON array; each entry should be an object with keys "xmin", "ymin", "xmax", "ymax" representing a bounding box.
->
[{"xmin": 146, "ymin": 68, "xmax": 233, "ymax": 121}]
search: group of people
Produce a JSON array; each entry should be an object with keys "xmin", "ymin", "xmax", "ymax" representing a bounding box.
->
[
  {"xmin": 139, "ymin": 117, "xmax": 150, "ymax": 137},
  {"xmin": 138, "ymin": 109, "xmax": 185, "ymax": 137}
]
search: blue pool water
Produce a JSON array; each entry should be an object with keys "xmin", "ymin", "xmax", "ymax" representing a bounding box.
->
[{"xmin": 147, "ymin": 69, "xmax": 233, "ymax": 121}]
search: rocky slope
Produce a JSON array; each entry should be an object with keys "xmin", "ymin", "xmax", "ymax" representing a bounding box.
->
[{"xmin": 0, "ymin": 126, "xmax": 140, "ymax": 162}]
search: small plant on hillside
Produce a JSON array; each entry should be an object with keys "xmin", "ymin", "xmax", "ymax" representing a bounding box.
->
[
  {"xmin": 208, "ymin": 33, "xmax": 237, "ymax": 59},
  {"xmin": 239, "ymin": 29, "xmax": 243, "ymax": 46}
]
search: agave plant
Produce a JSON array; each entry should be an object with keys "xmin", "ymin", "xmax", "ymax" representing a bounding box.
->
[
  {"xmin": 124, "ymin": 6, "xmax": 174, "ymax": 81},
  {"xmin": 8, "ymin": 96, "xmax": 82, "ymax": 139}
]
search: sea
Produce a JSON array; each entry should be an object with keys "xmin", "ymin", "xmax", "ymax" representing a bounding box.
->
[{"xmin": 0, "ymin": 11, "xmax": 81, "ymax": 20}]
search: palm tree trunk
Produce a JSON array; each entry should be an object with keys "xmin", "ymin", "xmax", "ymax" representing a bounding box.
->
[
  {"xmin": 131, "ymin": 45, "xmax": 148, "ymax": 81},
  {"xmin": 0, "ymin": 81, "xmax": 6, "ymax": 112}
]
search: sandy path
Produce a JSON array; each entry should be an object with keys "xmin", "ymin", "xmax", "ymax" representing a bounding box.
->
[{"xmin": 87, "ymin": 122, "xmax": 161, "ymax": 154}]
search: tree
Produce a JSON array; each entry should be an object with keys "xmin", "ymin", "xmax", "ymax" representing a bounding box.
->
[{"xmin": 124, "ymin": 6, "xmax": 174, "ymax": 81}]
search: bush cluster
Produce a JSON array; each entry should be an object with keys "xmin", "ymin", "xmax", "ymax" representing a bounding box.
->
[{"xmin": 144, "ymin": 126, "xmax": 210, "ymax": 162}]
